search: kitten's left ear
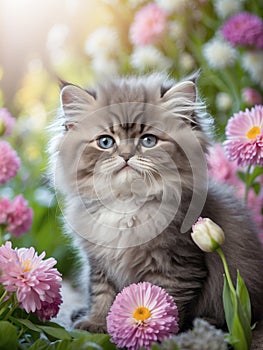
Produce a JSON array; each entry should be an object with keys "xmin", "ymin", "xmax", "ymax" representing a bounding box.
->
[
  {"xmin": 60, "ymin": 84, "xmax": 96, "ymax": 129},
  {"xmin": 160, "ymin": 80, "xmax": 196, "ymax": 103}
]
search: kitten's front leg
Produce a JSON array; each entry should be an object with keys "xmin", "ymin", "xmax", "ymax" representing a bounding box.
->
[{"xmin": 73, "ymin": 265, "xmax": 116, "ymax": 333}]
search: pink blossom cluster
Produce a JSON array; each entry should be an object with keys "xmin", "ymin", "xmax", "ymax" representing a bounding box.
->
[
  {"xmin": 221, "ymin": 12, "xmax": 263, "ymax": 49},
  {"xmin": 129, "ymin": 3, "xmax": 167, "ymax": 46},
  {"xmin": 0, "ymin": 241, "xmax": 62, "ymax": 320},
  {"xmin": 0, "ymin": 108, "xmax": 15, "ymax": 136},
  {"xmin": 0, "ymin": 195, "xmax": 33, "ymax": 237},
  {"xmin": 0, "ymin": 140, "xmax": 21, "ymax": 184}
]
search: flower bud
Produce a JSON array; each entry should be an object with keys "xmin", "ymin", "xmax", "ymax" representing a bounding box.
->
[{"xmin": 191, "ymin": 217, "xmax": 225, "ymax": 252}]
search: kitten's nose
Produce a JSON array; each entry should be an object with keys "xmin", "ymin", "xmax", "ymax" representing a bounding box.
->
[{"xmin": 120, "ymin": 152, "xmax": 132, "ymax": 161}]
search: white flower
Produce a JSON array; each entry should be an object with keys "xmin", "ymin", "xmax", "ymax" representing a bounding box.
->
[
  {"xmin": 214, "ymin": 0, "xmax": 243, "ymax": 18},
  {"xmin": 85, "ymin": 27, "xmax": 120, "ymax": 59},
  {"xmin": 130, "ymin": 46, "xmax": 173, "ymax": 72},
  {"xmin": 180, "ymin": 53, "xmax": 195, "ymax": 72},
  {"xmin": 91, "ymin": 57, "xmax": 119, "ymax": 78},
  {"xmin": 242, "ymin": 51, "xmax": 263, "ymax": 87},
  {"xmin": 191, "ymin": 218, "xmax": 225, "ymax": 252},
  {"xmin": 203, "ymin": 37, "xmax": 237, "ymax": 70},
  {"xmin": 156, "ymin": 0, "xmax": 190, "ymax": 13},
  {"xmin": 216, "ymin": 92, "xmax": 232, "ymax": 111}
]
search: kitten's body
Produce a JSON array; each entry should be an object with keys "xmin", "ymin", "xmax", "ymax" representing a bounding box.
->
[{"xmin": 49, "ymin": 74, "xmax": 263, "ymax": 332}]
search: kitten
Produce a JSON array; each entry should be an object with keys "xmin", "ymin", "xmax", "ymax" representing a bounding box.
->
[{"xmin": 49, "ymin": 74, "xmax": 263, "ymax": 333}]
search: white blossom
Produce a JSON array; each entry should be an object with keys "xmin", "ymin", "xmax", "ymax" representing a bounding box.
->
[
  {"xmin": 91, "ymin": 57, "xmax": 119, "ymax": 78},
  {"xmin": 216, "ymin": 92, "xmax": 232, "ymax": 111},
  {"xmin": 203, "ymin": 37, "xmax": 237, "ymax": 70},
  {"xmin": 242, "ymin": 51, "xmax": 263, "ymax": 87},
  {"xmin": 214, "ymin": 0, "xmax": 243, "ymax": 18},
  {"xmin": 85, "ymin": 27, "xmax": 120, "ymax": 59},
  {"xmin": 156, "ymin": 0, "xmax": 191, "ymax": 13},
  {"xmin": 130, "ymin": 46, "xmax": 173, "ymax": 72}
]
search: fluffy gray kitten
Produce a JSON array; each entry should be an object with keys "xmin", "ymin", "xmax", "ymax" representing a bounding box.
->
[{"xmin": 49, "ymin": 74, "xmax": 263, "ymax": 333}]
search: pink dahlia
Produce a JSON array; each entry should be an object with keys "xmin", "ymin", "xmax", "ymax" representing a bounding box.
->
[
  {"xmin": 0, "ymin": 108, "xmax": 15, "ymax": 136},
  {"xmin": 0, "ymin": 241, "xmax": 62, "ymax": 318},
  {"xmin": 6, "ymin": 195, "xmax": 33, "ymax": 237},
  {"xmin": 221, "ymin": 12, "xmax": 263, "ymax": 49},
  {"xmin": 107, "ymin": 282, "xmax": 179, "ymax": 350},
  {"xmin": 224, "ymin": 105, "xmax": 263, "ymax": 166},
  {"xmin": 129, "ymin": 3, "xmax": 167, "ymax": 46},
  {"xmin": 0, "ymin": 141, "xmax": 21, "ymax": 184},
  {"xmin": 207, "ymin": 143, "xmax": 239, "ymax": 185}
]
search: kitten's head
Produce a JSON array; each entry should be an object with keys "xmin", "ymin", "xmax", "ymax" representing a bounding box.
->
[{"xmin": 49, "ymin": 74, "xmax": 211, "ymax": 244}]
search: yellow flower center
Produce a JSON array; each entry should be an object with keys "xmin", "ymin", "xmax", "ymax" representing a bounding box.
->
[
  {"xmin": 246, "ymin": 126, "xmax": 261, "ymax": 139},
  {"xmin": 133, "ymin": 306, "xmax": 151, "ymax": 321},
  {"xmin": 22, "ymin": 259, "xmax": 32, "ymax": 273}
]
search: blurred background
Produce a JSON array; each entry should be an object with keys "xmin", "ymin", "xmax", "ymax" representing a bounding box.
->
[{"xmin": 0, "ymin": 0, "xmax": 262, "ymax": 280}]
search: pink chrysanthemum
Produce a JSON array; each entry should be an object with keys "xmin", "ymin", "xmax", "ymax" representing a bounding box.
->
[
  {"xmin": 129, "ymin": 3, "xmax": 167, "ymax": 46},
  {"xmin": 224, "ymin": 105, "xmax": 263, "ymax": 166},
  {"xmin": 0, "ymin": 141, "xmax": 21, "ymax": 184},
  {"xmin": 6, "ymin": 195, "xmax": 33, "ymax": 237},
  {"xmin": 221, "ymin": 12, "xmax": 263, "ymax": 49},
  {"xmin": 207, "ymin": 143, "xmax": 239, "ymax": 185},
  {"xmin": 0, "ymin": 241, "xmax": 62, "ymax": 318},
  {"xmin": 107, "ymin": 282, "xmax": 179, "ymax": 350},
  {"xmin": 0, "ymin": 108, "xmax": 15, "ymax": 136}
]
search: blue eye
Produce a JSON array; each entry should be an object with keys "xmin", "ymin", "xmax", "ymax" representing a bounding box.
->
[
  {"xmin": 97, "ymin": 135, "xmax": 115, "ymax": 149},
  {"xmin": 140, "ymin": 134, "xmax": 158, "ymax": 148}
]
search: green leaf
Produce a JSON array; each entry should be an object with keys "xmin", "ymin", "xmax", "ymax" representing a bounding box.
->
[
  {"xmin": 237, "ymin": 171, "xmax": 246, "ymax": 183},
  {"xmin": 0, "ymin": 320, "xmax": 18, "ymax": 350},
  {"xmin": 251, "ymin": 182, "xmax": 261, "ymax": 195},
  {"xmin": 231, "ymin": 313, "xmax": 248, "ymax": 350},
  {"xmin": 222, "ymin": 275, "xmax": 235, "ymax": 331},
  {"xmin": 11, "ymin": 317, "xmax": 43, "ymax": 333},
  {"xmin": 236, "ymin": 270, "xmax": 251, "ymax": 325},
  {"xmin": 37, "ymin": 325, "xmax": 72, "ymax": 340},
  {"xmin": 249, "ymin": 166, "xmax": 263, "ymax": 184},
  {"xmin": 28, "ymin": 338, "xmax": 55, "ymax": 350}
]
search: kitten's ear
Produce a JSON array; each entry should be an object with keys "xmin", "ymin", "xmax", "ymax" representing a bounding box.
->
[
  {"xmin": 60, "ymin": 84, "xmax": 96, "ymax": 129},
  {"xmin": 161, "ymin": 80, "xmax": 196, "ymax": 103}
]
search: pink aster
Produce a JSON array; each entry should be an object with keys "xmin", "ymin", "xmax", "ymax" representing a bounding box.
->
[
  {"xmin": 6, "ymin": 195, "xmax": 33, "ymax": 237},
  {"xmin": 0, "ymin": 241, "xmax": 62, "ymax": 318},
  {"xmin": 129, "ymin": 3, "xmax": 167, "ymax": 46},
  {"xmin": 224, "ymin": 105, "xmax": 263, "ymax": 166},
  {"xmin": 107, "ymin": 282, "xmax": 179, "ymax": 350},
  {"xmin": 0, "ymin": 141, "xmax": 21, "ymax": 184},
  {"xmin": 221, "ymin": 12, "xmax": 263, "ymax": 49},
  {"xmin": 207, "ymin": 143, "xmax": 239, "ymax": 186},
  {"xmin": 0, "ymin": 108, "xmax": 15, "ymax": 136}
]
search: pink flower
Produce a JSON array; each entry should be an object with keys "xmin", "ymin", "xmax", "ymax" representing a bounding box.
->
[
  {"xmin": 107, "ymin": 282, "xmax": 179, "ymax": 350},
  {"xmin": 0, "ymin": 141, "xmax": 21, "ymax": 184},
  {"xmin": 6, "ymin": 195, "xmax": 33, "ymax": 237},
  {"xmin": 0, "ymin": 198, "xmax": 12, "ymax": 225},
  {"xmin": 35, "ymin": 298, "xmax": 62, "ymax": 321},
  {"xmin": 242, "ymin": 88, "xmax": 262, "ymax": 106},
  {"xmin": 224, "ymin": 105, "xmax": 263, "ymax": 166},
  {"xmin": 129, "ymin": 3, "xmax": 167, "ymax": 46},
  {"xmin": 0, "ymin": 241, "xmax": 62, "ymax": 318},
  {"xmin": 207, "ymin": 143, "xmax": 239, "ymax": 185},
  {"xmin": 0, "ymin": 108, "xmax": 15, "ymax": 136},
  {"xmin": 221, "ymin": 12, "xmax": 263, "ymax": 49}
]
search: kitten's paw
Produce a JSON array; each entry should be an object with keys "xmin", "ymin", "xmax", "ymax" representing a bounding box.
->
[{"xmin": 73, "ymin": 318, "xmax": 107, "ymax": 333}]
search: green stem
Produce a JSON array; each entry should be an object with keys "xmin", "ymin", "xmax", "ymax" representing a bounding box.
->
[
  {"xmin": 217, "ymin": 247, "xmax": 236, "ymax": 296},
  {"xmin": 0, "ymin": 289, "xmax": 7, "ymax": 305},
  {"xmin": 244, "ymin": 165, "xmax": 252, "ymax": 202}
]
